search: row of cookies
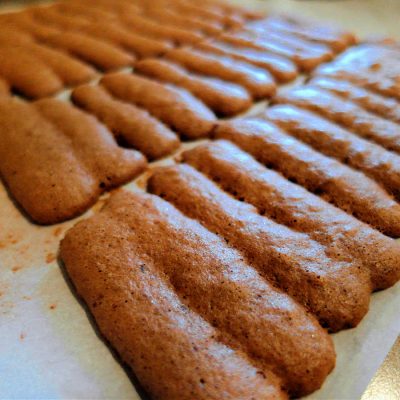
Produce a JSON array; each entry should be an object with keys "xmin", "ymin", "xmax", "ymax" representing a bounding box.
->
[
  {"xmin": 61, "ymin": 188, "xmax": 336, "ymax": 400},
  {"xmin": 1, "ymin": 41, "xmax": 400, "ymax": 226},
  {"xmin": 0, "ymin": 0, "xmax": 355, "ymax": 98},
  {"xmin": 60, "ymin": 138, "xmax": 400, "ymax": 399},
  {"xmin": 60, "ymin": 39, "xmax": 400, "ymax": 399},
  {"xmin": 0, "ymin": 0, "xmax": 259, "ymax": 98},
  {"xmin": 0, "ymin": 3, "xmax": 399, "ymax": 398}
]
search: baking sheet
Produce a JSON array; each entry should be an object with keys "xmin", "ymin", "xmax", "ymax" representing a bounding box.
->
[{"xmin": 1, "ymin": 1, "xmax": 400, "ymax": 399}]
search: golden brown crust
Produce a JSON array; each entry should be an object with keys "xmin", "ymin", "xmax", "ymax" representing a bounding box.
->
[
  {"xmin": 101, "ymin": 72, "xmax": 216, "ymax": 139},
  {"xmin": 181, "ymin": 140, "xmax": 400, "ymax": 290},
  {"xmin": 71, "ymin": 84, "xmax": 180, "ymax": 160},
  {"xmin": 135, "ymin": 58, "xmax": 252, "ymax": 116},
  {"xmin": 166, "ymin": 48, "xmax": 276, "ymax": 99},
  {"xmin": 60, "ymin": 190, "xmax": 335, "ymax": 398},
  {"xmin": 148, "ymin": 164, "xmax": 371, "ymax": 331},
  {"xmin": 0, "ymin": 98, "xmax": 145, "ymax": 224},
  {"xmin": 214, "ymin": 118, "xmax": 400, "ymax": 237},
  {"xmin": 273, "ymin": 85, "xmax": 400, "ymax": 154},
  {"xmin": 265, "ymin": 104, "xmax": 400, "ymax": 200}
]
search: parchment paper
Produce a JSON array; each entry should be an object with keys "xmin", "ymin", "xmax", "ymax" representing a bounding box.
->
[{"xmin": 1, "ymin": 1, "xmax": 399, "ymax": 399}]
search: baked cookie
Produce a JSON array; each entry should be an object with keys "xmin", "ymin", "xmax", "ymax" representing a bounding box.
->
[
  {"xmin": 248, "ymin": 15, "xmax": 356, "ymax": 53},
  {"xmin": 72, "ymin": 84, "xmax": 180, "ymax": 160},
  {"xmin": 0, "ymin": 98, "xmax": 146, "ymax": 224},
  {"xmin": 197, "ymin": 39, "xmax": 298, "ymax": 83},
  {"xmin": 265, "ymin": 104, "xmax": 400, "ymax": 199},
  {"xmin": 214, "ymin": 118, "xmax": 400, "ymax": 237},
  {"xmin": 311, "ymin": 76, "xmax": 400, "ymax": 123},
  {"xmin": 43, "ymin": 31, "xmax": 135, "ymax": 71},
  {"xmin": 181, "ymin": 140, "xmax": 400, "ymax": 290},
  {"xmin": 135, "ymin": 58, "xmax": 252, "ymax": 116},
  {"xmin": 315, "ymin": 43, "xmax": 400, "ymax": 100},
  {"xmin": 166, "ymin": 47, "xmax": 276, "ymax": 99},
  {"xmin": 148, "ymin": 164, "xmax": 371, "ymax": 331},
  {"xmin": 0, "ymin": 46, "xmax": 63, "ymax": 98},
  {"xmin": 101, "ymin": 72, "xmax": 216, "ymax": 139},
  {"xmin": 60, "ymin": 190, "xmax": 335, "ymax": 398},
  {"xmin": 273, "ymin": 85, "xmax": 400, "ymax": 154},
  {"xmin": 81, "ymin": 21, "xmax": 172, "ymax": 58},
  {"xmin": 220, "ymin": 29, "xmax": 332, "ymax": 72}
]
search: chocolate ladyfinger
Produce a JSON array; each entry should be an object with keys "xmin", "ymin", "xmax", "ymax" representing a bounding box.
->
[
  {"xmin": 168, "ymin": 0, "xmax": 243, "ymax": 28},
  {"xmin": 197, "ymin": 40, "xmax": 298, "ymax": 83},
  {"xmin": 62, "ymin": 190, "xmax": 334, "ymax": 397},
  {"xmin": 199, "ymin": 0, "xmax": 264, "ymax": 21},
  {"xmin": 0, "ymin": 98, "xmax": 145, "ymax": 223},
  {"xmin": 39, "ymin": 2, "xmax": 172, "ymax": 58},
  {"xmin": 120, "ymin": 12, "xmax": 204, "ymax": 45},
  {"xmin": 166, "ymin": 48, "xmax": 276, "ymax": 99},
  {"xmin": 214, "ymin": 118, "xmax": 400, "ymax": 237},
  {"xmin": 181, "ymin": 140, "xmax": 400, "ymax": 290},
  {"xmin": 29, "ymin": 5, "xmax": 90, "ymax": 30},
  {"xmin": 315, "ymin": 43, "xmax": 400, "ymax": 101},
  {"xmin": 64, "ymin": 0, "xmax": 141, "ymax": 16},
  {"xmin": 145, "ymin": 7, "xmax": 224, "ymax": 36},
  {"xmin": 60, "ymin": 196, "xmax": 286, "ymax": 400},
  {"xmin": 43, "ymin": 31, "xmax": 135, "ymax": 71},
  {"xmin": 34, "ymin": 98, "xmax": 146, "ymax": 189},
  {"xmin": 244, "ymin": 25, "xmax": 334, "ymax": 61},
  {"xmin": 0, "ymin": 46, "xmax": 62, "ymax": 98},
  {"xmin": 249, "ymin": 16, "xmax": 356, "ymax": 53},
  {"xmin": 134, "ymin": 58, "xmax": 252, "ymax": 116},
  {"xmin": 72, "ymin": 84, "xmax": 180, "ymax": 160},
  {"xmin": 310, "ymin": 76, "xmax": 400, "ymax": 123},
  {"xmin": 220, "ymin": 30, "xmax": 331, "ymax": 72},
  {"xmin": 0, "ymin": 12, "xmax": 62, "ymax": 40},
  {"xmin": 273, "ymin": 85, "xmax": 400, "ymax": 154},
  {"xmin": 81, "ymin": 21, "xmax": 173, "ymax": 58},
  {"xmin": 54, "ymin": 1, "xmax": 117, "ymax": 22},
  {"xmin": 101, "ymin": 72, "xmax": 216, "ymax": 139},
  {"xmin": 149, "ymin": 164, "xmax": 371, "ymax": 331},
  {"xmin": 265, "ymin": 104, "xmax": 400, "ymax": 199},
  {"xmin": 22, "ymin": 43, "xmax": 96, "ymax": 87},
  {"xmin": 0, "ymin": 27, "xmax": 96, "ymax": 86}
]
